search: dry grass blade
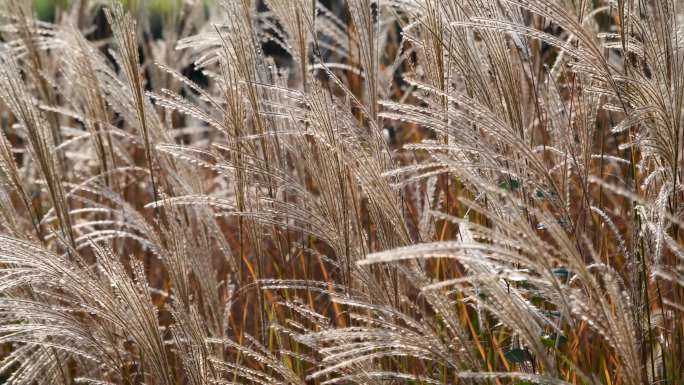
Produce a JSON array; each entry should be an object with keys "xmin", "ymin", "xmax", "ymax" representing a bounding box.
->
[{"xmin": 0, "ymin": 0, "xmax": 683, "ymax": 384}]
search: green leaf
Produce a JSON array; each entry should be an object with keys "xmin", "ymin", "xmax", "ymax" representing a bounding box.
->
[
  {"xmin": 34, "ymin": 0, "xmax": 68, "ymax": 21},
  {"xmin": 543, "ymin": 310, "xmax": 562, "ymax": 318},
  {"xmin": 541, "ymin": 333, "xmax": 568, "ymax": 348},
  {"xmin": 534, "ymin": 189, "xmax": 559, "ymax": 199},
  {"xmin": 504, "ymin": 348, "xmax": 532, "ymax": 363},
  {"xmin": 500, "ymin": 179, "xmax": 520, "ymax": 191},
  {"xmin": 530, "ymin": 295, "xmax": 544, "ymax": 306},
  {"xmin": 552, "ymin": 267, "xmax": 569, "ymax": 280}
]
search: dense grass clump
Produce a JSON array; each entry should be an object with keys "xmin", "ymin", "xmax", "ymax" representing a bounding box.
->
[{"xmin": 0, "ymin": 0, "xmax": 683, "ymax": 384}]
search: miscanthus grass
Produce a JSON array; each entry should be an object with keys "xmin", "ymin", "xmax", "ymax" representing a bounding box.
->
[{"xmin": 0, "ymin": 0, "xmax": 683, "ymax": 384}]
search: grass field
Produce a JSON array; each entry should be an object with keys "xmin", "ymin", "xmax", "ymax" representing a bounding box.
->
[{"xmin": 1, "ymin": 0, "xmax": 684, "ymax": 384}]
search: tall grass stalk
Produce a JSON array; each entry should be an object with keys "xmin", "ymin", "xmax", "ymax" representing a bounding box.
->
[{"xmin": 0, "ymin": 0, "xmax": 683, "ymax": 384}]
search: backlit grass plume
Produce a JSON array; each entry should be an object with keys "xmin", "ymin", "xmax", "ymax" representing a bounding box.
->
[{"xmin": 0, "ymin": 0, "xmax": 683, "ymax": 384}]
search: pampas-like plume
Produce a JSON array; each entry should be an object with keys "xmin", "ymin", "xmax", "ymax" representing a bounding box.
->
[{"xmin": 0, "ymin": 0, "xmax": 683, "ymax": 384}]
